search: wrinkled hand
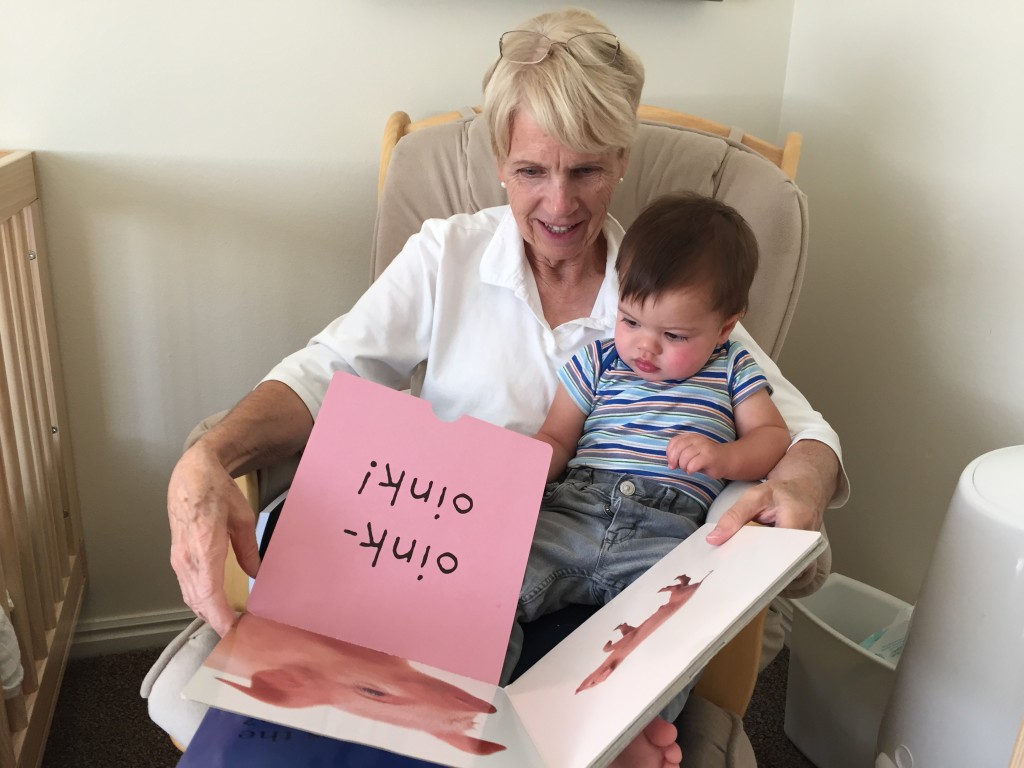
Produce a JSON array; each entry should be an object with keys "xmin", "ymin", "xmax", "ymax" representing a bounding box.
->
[
  {"xmin": 167, "ymin": 442, "xmax": 261, "ymax": 636},
  {"xmin": 666, "ymin": 433, "xmax": 730, "ymax": 479},
  {"xmin": 705, "ymin": 475, "xmax": 823, "ymax": 546}
]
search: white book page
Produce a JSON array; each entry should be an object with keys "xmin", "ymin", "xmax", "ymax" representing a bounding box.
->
[{"xmin": 505, "ymin": 524, "xmax": 825, "ymax": 768}]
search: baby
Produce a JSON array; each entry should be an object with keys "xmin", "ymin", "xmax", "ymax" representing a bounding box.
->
[{"xmin": 505, "ymin": 191, "xmax": 791, "ymax": 681}]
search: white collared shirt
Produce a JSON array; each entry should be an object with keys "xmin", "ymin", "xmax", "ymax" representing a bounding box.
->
[{"xmin": 265, "ymin": 205, "xmax": 848, "ymax": 505}]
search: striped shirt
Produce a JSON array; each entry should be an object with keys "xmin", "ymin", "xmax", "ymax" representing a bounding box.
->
[{"xmin": 560, "ymin": 338, "xmax": 770, "ymax": 509}]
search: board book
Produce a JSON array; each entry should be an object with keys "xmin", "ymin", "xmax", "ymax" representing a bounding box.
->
[{"xmin": 183, "ymin": 371, "xmax": 825, "ymax": 767}]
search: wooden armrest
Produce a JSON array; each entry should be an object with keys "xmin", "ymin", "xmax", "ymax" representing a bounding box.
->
[
  {"xmin": 223, "ymin": 472, "xmax": 260, "ymax": 613},
  {"xmin": 692, "ymin": 606, "xmax": 767, "ymax": 717}
]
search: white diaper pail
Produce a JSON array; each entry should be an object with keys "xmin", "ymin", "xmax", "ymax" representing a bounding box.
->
[{"xmin": 875, "ymin": 446, "xmax": 1024, "ymax": 768}]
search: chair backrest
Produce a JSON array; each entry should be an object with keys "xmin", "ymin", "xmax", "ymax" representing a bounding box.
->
[{"xmin": 371, "ymin": 106, "xmax": 808, "ymax": 361}]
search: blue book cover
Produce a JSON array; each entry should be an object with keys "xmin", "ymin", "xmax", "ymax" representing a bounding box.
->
[{"xmin": 178, "ymin": 707, "xmax": 440, "ymax": 767}]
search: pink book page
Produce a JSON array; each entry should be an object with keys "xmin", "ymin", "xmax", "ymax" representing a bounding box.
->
[
  {"xmin": 183, "ymin": 613, "xmax": 546, "ymax": 768},
  {"xmin": 248, "ymin": 372, "xmax": 551, "ymax": 685}
]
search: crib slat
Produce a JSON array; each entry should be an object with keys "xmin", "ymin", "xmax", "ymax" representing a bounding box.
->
[
  {"xmin": 10, "ymin": 211, "xmax": 68, "ymax": 585},
  {"xmin": 0, "ymin": 695, "xmax": 15, "ymax": 767},
  {"xmin": 25, "ymin": 203, "xmax": 83, "ymax": 557},
  {"xmin": 0, "ymin": 589, "xmax": 29, "ymax": 751},
  {"xmin": 0, "ymin": 225, "xmax": 52, "ymax": 667},
  {"xmin": 0, "ymin": 219, "xmax": 58, "ymax": 639},
  {"xmin": 0, "ymin": 402, "xmax": 43, "ymax": 695},
  {"xmin": 0, "ymin": 555, "xmax": 30, "ymax": 733},
  {"xmin": 0, "ymin": 462, "xmax": 40, "ymax": 704}
]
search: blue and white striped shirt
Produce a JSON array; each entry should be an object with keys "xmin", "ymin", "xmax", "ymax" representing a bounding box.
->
[{"xmin": 560, "ymin": 338, "xmax": 770, "ymax": 509}]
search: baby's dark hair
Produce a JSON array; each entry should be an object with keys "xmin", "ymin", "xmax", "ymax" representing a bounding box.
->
[{"xmin": 616, "ymin": 192, "xmax": 759, "ymax": 317}]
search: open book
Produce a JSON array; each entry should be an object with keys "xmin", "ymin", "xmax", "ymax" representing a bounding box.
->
[{"xmin": 183, "ymin": 372, "xmax": 825, "ymax": 767}]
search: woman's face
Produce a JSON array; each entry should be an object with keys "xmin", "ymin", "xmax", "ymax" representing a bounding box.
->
[{"xmin": 497, "ymin": 111, "xmax": 628, "ymax": 269}]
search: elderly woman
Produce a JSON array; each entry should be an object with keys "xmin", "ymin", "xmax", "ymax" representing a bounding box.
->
[{"xmin": 162, "ymin": 8, "xmax": 846, "ymax": 764}]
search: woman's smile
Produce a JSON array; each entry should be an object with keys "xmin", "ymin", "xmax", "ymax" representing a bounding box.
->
[{"xmin": 539, "ymin": 220, "xmax": 580, "ymax": 236}]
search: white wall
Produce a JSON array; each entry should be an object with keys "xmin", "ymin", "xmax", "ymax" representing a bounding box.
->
[
  {"xmin": 780, "ymin": 2, "xmax": 1024, "ymax": 602},
  {"xmin": 1, "ymin": 0, "xmax": 799, "ymax": 650}
]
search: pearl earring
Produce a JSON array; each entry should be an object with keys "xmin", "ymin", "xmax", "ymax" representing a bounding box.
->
[
  {"xmin": 619, "ymin": 177, "xmax": 624, "ymax": 183},
  {"xmin": 500, "ymin": 181, "xmax": 507, "ymax": 189}
]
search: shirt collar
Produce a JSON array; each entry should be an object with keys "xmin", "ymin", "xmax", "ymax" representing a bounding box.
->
[{"xmin": 480, "ymin": 206, "xmax": 624, "ymax": 331}]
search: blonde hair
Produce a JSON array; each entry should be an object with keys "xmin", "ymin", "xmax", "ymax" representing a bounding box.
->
[{"xmin": 482, "ymin": 8, "xmax": 644, "ymax": 161}]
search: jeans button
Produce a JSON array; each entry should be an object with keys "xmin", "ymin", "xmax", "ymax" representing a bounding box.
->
[{"xmin": 619, "ymin": 480, "xmax": 636, "ymax": 496}]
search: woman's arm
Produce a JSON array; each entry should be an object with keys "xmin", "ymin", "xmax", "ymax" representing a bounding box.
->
[
  {"xmin": 167, "ymin": 381, "xmax": 313, "ymax": 636},
  {"xmin": 705, "ymin": 323, "xmax": 847, "ymax": 543},
  {"xmin": 168, "ymin": 222, "xmax": 456, "ymax": 636},
  {"xmin": 169, "ymin": 212, "xmax": 542, "ymax": 639},
  {"xmin": 705, "ymin": 438, "xmax": 841, "ymax": 544}
]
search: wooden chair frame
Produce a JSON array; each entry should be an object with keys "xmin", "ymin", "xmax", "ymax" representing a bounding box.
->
[{"xmin": 379, "ymin": 105, "xmax": 802, "ymax": 195}]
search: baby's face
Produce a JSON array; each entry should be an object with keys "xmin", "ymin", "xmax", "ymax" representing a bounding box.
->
[{"xmin": 614, "ymin": 286, "xmax": 737, "ymax": 382}]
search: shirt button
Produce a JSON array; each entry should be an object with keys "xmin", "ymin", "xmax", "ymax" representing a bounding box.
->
[{"xmin": 619, "ymin": 480, "xmax": 636, "ymax": 496}]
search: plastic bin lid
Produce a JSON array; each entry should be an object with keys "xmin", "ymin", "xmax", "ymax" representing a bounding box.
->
[{"xmin": 971, "ymin": 446, "xmax": 1023, "ymax": 527}]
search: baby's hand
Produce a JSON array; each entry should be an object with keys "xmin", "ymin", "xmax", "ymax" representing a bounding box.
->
[{"xmin": 666, "ymin": 434, "xmax": 730, "ymax": 479}]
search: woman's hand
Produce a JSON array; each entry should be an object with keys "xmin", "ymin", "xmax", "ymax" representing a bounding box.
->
[
  {"xmin": 705, "ymin": 439, "xmax": 840, "ymax": 545},
  {"xmin": 166, "ymin": 381, "xmax": 314, "ymax": 636},
  {"xmin": 167, "ymin": 441, "xmax": 260, "ymax": 637}
]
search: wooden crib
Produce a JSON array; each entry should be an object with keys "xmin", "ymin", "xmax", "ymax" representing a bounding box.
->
[{"xmin": 0, "ymin": 151, "xmax": 86, "ymax": 768}]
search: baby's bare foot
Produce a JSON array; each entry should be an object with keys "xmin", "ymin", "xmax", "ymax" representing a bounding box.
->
[{"xmin": 608, "ymin": 717, "xmax": 681, "ymax": 768}]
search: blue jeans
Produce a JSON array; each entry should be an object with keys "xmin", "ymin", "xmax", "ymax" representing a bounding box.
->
[{"xmin": 502, "ymin": 467, "xmax": 707, "ymax": 718}]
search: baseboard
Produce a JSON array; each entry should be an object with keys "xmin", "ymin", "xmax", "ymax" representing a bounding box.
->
[{"xmin": 70, "ymin": 608, "xmax": 197, "ymax": 658}]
